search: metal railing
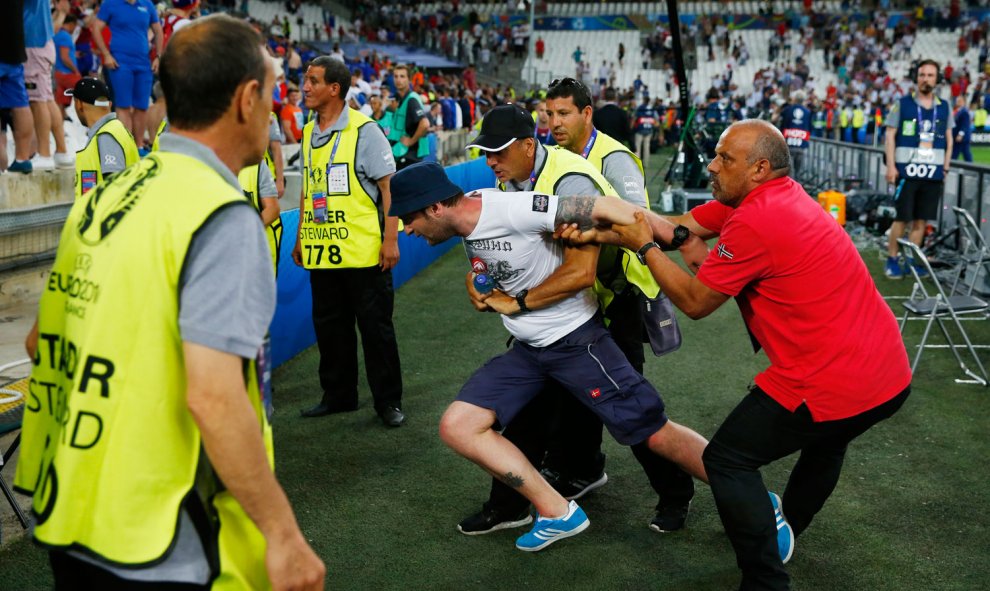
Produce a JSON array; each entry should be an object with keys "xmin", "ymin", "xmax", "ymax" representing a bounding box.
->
[{"xmin": 807, "ymin": 137, "xmax": 990, "ymax": 241}]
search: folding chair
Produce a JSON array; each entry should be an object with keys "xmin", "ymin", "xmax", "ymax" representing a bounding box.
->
[
  {"xmin": 949, "ymin": 206, "xmax": 990, "ymax": 296},
  {"xmin": 1, "ymin": 374, "xmax": 29, "ymax": 530},
  {"xmin": 898, "ymin": 239, "xmax": 990, "ymax": 386}
]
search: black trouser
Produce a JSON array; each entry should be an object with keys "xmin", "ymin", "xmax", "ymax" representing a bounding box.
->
[
  {"xmin": 310, "ymin": 266, "xmax": 402, "ymax": 414},
  {"xmin": 50, "ymin": 552, "xmax": 209, "ymax": 591},
  {"xmin": 702, "ymin": 384, "xmax": 910, "ymax": 591},
  {"xmin": 484, "ymin": 290, "xmax": 694, "ymax": 514}
]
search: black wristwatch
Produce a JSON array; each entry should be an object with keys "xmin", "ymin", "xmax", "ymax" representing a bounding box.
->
[
  {"xmin": 516, "ymin": 289, "xmax": 531, "ymax": 313},
  {"xmin": 662, "ymin": 224, "xmax": 690, "ymax": 251},
  {"xmin": 636, "ymin": 241, "xmax": 660, "ymax": 265}
]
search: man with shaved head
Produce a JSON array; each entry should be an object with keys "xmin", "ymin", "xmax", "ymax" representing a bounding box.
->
[{"xmin": 555, "ymin": 120, "xmax": 912, "ymax": 591}]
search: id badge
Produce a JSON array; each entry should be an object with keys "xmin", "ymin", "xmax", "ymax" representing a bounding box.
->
[
  {"xmin": 312, "ymin": 192, "xmax": 328, "ymax": 224},
  {"xmin": 257, "ymin": 336, "xmax": 273, "ymax": 421},
  {"xmin": 327, "ymin": 163, "xmax": 349, "ymax": 194}
]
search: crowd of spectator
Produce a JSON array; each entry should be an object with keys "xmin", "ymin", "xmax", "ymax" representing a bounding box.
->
[{"xmin": 10, "ymin": 0, "xmax": 990, "ymax": 176}]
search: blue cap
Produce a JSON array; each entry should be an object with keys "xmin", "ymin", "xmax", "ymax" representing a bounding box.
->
[{"xmin": 389, "ymin": 162, "xmax": 463, "ymax": 217}]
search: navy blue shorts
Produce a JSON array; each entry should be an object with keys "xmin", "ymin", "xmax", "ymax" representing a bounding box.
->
[{"xmin": 456, "ymin": 316, "xmax": 668, "ymax": 446}]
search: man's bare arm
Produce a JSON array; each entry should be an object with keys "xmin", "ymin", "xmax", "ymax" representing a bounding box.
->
[{"xmin": 554, "ymin": 195, "xmax": 705, "ymax": 249}]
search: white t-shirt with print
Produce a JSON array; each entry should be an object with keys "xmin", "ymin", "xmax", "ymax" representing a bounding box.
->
[{"xmin": 464, "ymin": 190, "xmax": 597, "ymax": 347}]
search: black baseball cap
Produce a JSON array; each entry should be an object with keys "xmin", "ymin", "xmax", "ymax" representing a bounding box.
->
[
  {"xmin": 389, "ymin": 162, "xmax": 463, "ymax": 218},
  {"xmin": 465, "ymin": 103, "xmax": 535, "ymax": 152},
  {"xmin": 65, "ymin": 78, "xmax": 111, "ymax": 107}
]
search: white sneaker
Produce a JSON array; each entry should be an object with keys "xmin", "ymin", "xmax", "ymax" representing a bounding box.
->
[
  {"xmin": 32, "ymin": 155, "xmax": 55, "ymax": 171},
  {"xmin": 54, "ymin": 152, "xmax": 75, "ymax": 169}
]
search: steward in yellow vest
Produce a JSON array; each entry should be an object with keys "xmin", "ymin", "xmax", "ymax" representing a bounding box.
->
[
  {"xmin": 66, "ymin": 77, "xmax": 139, "ymax": 200},
  {"xmin": 293, "ymin": 56, "xmax": 405, "ymax": 427},
  {"xmin": 973, "ymin": 105, "xmax": 988, "ymax": 130},
  {"xmin": 239, "ymin": 162, "xmax": 283, "ymax": 276},
  {"xmin": 852, "ymin": 106, "xmax": 866, "ymax": 129},
  {"xmin": 18, "ymin": 16, "xmax": 325, "ymax": 590},
  {"xmin": 541, "ymin": 82, "xmax": 697, "ymax": 519}
]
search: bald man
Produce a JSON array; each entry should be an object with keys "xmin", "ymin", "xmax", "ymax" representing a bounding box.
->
[{"xmin": 555, "ymin": 120, "xmax": 912, "ymax": 591}]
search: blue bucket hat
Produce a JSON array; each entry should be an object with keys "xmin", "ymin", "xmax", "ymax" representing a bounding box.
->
[{"xmin": 389, "ymin": 162, "xmax": 462, "ymax": 217}]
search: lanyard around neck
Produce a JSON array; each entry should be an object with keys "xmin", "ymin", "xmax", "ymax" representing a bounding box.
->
[
  {"xmin": 580, "ymin": 128, "xmax": 598, "ymax": 160},
  {"xmin": 915, "ymin": 96, "xmax": 937, "ymax": 135}
]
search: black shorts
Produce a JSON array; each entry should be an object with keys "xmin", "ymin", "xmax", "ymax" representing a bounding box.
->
[{"xmin": 893, "ymin": 178, "xmax": 943, "ymax": 222}]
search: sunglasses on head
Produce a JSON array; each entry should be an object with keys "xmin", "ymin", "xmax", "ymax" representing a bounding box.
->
[{"xmin": 548, "ymin": 77, "xmax": 581, "ymax": 90}]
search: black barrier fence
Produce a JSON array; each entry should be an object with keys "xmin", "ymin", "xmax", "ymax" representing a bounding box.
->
[{"xmin": 807, "ymin": 137, "xmax": 990, "ymax": 244}]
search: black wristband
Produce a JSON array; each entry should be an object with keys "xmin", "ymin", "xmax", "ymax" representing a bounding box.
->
[
  {"xmin": 636, "ymin": 241, "xmax": 660, "ymax": 265},
  {"xmin": 516, "ymin": 289, "xmax": 531, "ymax": 313}
]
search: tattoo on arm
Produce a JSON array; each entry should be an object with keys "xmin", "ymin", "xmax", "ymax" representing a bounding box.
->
[
  {"xmin": 500, "ymin": 471, "xmax": 525, "ymax": 489},
  {"xmin": 554, "ymin": 196, "xmax": 598, "ymax": 229}
]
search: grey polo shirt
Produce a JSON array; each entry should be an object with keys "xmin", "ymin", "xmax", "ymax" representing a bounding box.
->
[
  {"xmin": 86, "ymin": 112, "xmax": 129, "ymax": 178},
  {"xmin": 601, "ymin": 150, "xmax": 647, "ymax": 207},
  {"xmin": 258, "ymin": 160, "xmax": 277, "ymax": 197}
]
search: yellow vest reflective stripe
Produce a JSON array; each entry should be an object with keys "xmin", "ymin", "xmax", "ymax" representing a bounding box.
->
[
  {"xmin": 585, "ymin": 129, "xmax": 649, "ymax": 203},
  {"xmin": 150, "ymin": 118, "xmax": 168, "ymax": 153},
  {"xmin": 239, "ymin": 163, "xmax": 283, "ymax": 277},
  {"xmin": 300, "ymin": 108, "xmax": 381, "ymax": 269},
  {"xmin": 74, "ymin": 117, "xmax": 139, "ymax": 200},
  {"xmin": 17, "ymin": 153, "xmax": 272, "ymax": 587}
]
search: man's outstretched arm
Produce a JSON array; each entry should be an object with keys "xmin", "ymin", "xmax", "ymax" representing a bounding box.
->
[{"xmin": 554, "ymin": 199, "xmax": 727, "ymax": 318}]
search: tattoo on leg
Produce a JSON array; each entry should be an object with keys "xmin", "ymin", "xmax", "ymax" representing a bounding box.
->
[
  {"xmin": 554, "ymin": 196, "xmax": 598, "ymax": 229},
  {"xmin": 500, "ymin": 471, "xmax": 525, "ymax": 488}
]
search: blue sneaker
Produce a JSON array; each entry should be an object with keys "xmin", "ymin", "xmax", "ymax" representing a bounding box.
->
[
  {"xmin": 906, "ymin": 259, "xmax": 929, "ymax": 278},
  {"xmin": 769, "ymin": 492, "xmax": 794, "ymax": 564},
  {"xmin": 515, "ymin": 500, "xmax": 589, "ymax": 552},
  {"xmin": 7, "ymin": 160, "xmax": 32, "ymax": 174},
  {"xmin": 884, "ymin": 256, "xmax": 904, "ymax": 280}
]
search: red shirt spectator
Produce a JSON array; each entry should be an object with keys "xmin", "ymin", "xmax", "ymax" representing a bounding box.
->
[
  {"xmin": 693, "ymin": 177, "xmax": 910, "ymax": 420},
  {"xmin": 463, "ymin": 66, "xmax": 477, "ymax": 93}
]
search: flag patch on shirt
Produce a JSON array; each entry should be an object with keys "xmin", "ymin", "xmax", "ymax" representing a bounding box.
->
[
  {"xmin": 716, "ymin": 242, "xmax": 734, "ymax": 260},
  {"xmin": 81, "ymin": 170, "xmax": 97, "ymax": 193},
  {"xmin": 470, "ymin": 257, "xmax": 488, "ymax": 273},
  {"xmin": 589, "ymin": 387, "xmax": 601, "ymax": 399},
  {"xmin": 532, "ymin": 193, "xmax": 549, "ymax": 212}
]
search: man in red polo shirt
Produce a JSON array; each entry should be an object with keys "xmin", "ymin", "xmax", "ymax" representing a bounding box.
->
[{"xmin": 555, "ymin": 119, "xmax": 911, "ymax": 591}]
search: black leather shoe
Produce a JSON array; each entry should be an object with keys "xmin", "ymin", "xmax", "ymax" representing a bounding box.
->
[
  {"xmin": 379, "ymin": 406, "xmax": 406, "ymax": 427},
  {"xmin": 649, "ymin": 501, "xmax": 691, "ymax": 533},
  {"xmin": 300, "ymin": 401, "xmax": 357, "ymax": 418}
]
